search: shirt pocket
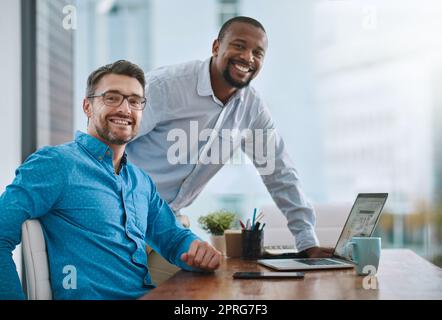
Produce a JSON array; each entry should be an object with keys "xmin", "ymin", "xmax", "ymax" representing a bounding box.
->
[{"xmin": 132, "ymin": 192, "xmax": 149, "ymax": 238}]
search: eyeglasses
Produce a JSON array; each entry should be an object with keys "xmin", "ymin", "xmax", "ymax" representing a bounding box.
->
[{"xmin": 88, "ymin": 91, "xmax": 147, "ymax": 110}]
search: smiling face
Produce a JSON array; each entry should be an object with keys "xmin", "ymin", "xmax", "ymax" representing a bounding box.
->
[
  {"xmin": 211, "ymin": 22, "xmax": 268, "ymax": 90},
  {"xmin": 83, "ymin": 73, "xmax": 144, "ymax": 146}
]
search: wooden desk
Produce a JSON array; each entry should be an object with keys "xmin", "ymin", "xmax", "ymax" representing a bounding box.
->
[{"xmin": 141, "ymin": 249, "xmax": 442, "ymax": 300}]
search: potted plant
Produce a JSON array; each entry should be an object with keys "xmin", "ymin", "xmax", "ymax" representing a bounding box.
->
[{"xmin": 198, "ymin": 210, "xmax": 237, "ymax": 254}]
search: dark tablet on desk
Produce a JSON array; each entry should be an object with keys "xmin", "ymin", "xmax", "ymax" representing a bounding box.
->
[{"xmin": 232, "ymin": 271, "xmax": 304, "ymax": 279}]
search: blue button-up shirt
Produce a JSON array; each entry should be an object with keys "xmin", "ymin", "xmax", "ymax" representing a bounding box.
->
[
  {"xmin": 0, "ymin": 131, "xmax": 199, "ymax": 300},
  {"xmin": 126, "ymin": 58, "xmax": 319, "ymax": 252}
]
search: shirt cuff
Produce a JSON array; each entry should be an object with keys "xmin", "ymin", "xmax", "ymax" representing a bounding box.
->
[{"xmin": 295, "ymin": 228, "xmax": 320, "ymax": 252}]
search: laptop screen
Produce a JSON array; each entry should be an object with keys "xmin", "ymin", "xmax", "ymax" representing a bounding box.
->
[{"xmin": 333, "ymin": 193, "xmax": 388, "ymax": 261}]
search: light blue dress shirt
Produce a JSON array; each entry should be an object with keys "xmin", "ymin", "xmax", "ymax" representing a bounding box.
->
[
  {"xmin": 126, "ymin": 58, "xmax": 320, "ymax": 252},
  {"xmin": 0, "ymin": 131, "xmax": 200, "ymax": 300}
]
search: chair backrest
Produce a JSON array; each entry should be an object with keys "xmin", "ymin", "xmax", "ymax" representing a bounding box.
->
[{"xmin": 21, "ymin": 219, "xmax": 52, "ymax": 300}]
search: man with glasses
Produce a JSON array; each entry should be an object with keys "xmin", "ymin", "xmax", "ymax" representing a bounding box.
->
[
  {"xmin": 127, "ymin": 16, "xmax": 333, "ymax": 283},
  {"xmin": 0, "ymin": 60, "xmax": 221, "ymax": 300}
]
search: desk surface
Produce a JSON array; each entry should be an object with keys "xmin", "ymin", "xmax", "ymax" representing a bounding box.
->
[{"xmin": 141, "ymin": 249, "xmax": 442, "ymax": 300}]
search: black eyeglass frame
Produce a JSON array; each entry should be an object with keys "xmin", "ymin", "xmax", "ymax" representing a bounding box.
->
[{"xmin": 87, "ymin": 91, "xmax": 147, "ymax": 110}]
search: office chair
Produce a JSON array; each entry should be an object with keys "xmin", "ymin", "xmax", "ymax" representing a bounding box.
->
[{"xmin": 21, "ymin": 219, "xmax": 52, "ymax": 300}]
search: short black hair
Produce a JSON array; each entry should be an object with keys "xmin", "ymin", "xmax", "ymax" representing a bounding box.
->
[
  {"xmin": 86, "ymin": 60, "xmax": 145, "ymax": 97},
  {"xmin": 217, "ymin": 16, "xmax": 266, "ymax": 41}
]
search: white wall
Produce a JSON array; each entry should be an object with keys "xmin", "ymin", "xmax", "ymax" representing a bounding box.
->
[{"xmin": 0, "ymin": 0, "xmax": 22, "ymax": 282}]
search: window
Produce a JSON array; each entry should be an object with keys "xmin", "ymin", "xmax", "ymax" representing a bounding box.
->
[{"xmin": 218, "ymin": 0, "xmax": 239, "ymax": 26}]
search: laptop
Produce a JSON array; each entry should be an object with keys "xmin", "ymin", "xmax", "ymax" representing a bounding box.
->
[{"xmin": 257, "ymin": 193, "xmax": 388, "ymax": 271}]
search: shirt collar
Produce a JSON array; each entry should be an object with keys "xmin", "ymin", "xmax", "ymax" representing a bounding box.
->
[
  {"xmin": 75, "ymin": 131, "xmax": 127, "ymax": 166},
  {"xmin": 197, "ymin": 57, "xmax": 245, "ymax": 103}
]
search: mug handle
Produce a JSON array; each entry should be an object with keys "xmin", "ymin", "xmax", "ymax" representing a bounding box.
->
[{"xmin": 344, "ymin": 241, "xmax": 358, "ymax": 264}]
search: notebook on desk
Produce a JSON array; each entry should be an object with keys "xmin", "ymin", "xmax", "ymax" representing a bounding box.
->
[
  {"xmin": 264, "ymin": 245, "xmax": 296, "ymax": 255},
  {"xmin": 258, "ymin": 193, "xmax": 388, "ymax": 271}
]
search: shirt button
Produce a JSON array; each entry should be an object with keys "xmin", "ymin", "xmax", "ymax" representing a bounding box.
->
[
  {"xmin": 98, "ymin": 156, "xmax": 103, "ymax": 161},
  {"xmin": 105, "ymin": 151, "xmax": 110, "ymax": 156}
]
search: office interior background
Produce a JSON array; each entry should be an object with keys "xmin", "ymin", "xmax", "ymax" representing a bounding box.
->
[{"xmin": 1, "ymin": 0, "xmax": 442, "ymax": 281}]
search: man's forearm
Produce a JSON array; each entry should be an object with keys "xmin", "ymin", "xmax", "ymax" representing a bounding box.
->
[{"xmin": 260, "ymin": 162, "xmax": 320, "ymax": 251}]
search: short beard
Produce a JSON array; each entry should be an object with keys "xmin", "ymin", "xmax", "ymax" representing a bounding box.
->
[
  {"xmin": 223, "ymin": 63, "xmax": 254, "ymax": 89},
  {"xmin": 95, "ymin": 123, "xmax": 135, "ymax": 145}
]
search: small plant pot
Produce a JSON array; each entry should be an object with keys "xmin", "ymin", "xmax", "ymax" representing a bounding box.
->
[{"xmin": 210, "ymin": 235, "xmax": 226, "ymax": 255}]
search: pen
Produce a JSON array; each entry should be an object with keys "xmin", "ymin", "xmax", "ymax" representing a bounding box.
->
[
  {"xmin": 246, "ymin": 219, "xmax": 251, "ymax": 230},
  {"xmin": 239, "ymin": 220, "xmax": 246, "ymax": 229},
  {"xmin": 252, "ymin": 208, "xmax": 257, "ymax": 229},
  {"xmin": 259, "ymin": 223, "xmax": 266, "ymax": 231},
  {"xmin": 254, "ymin": 222, "xmax": 261, "ymax": 231}
]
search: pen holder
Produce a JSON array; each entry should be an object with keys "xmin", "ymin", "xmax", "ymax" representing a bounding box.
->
[
  {"xmin": 241, "ymin": 229, "xmax": 264, "ymax": 260},
  {"xmin": 225, "ymin": 229, "xmax": 243, "ymax": 258}
]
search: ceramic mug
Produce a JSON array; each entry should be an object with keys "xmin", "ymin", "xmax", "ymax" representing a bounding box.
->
[{"xmin": 345, "ymin": 237, "xmax": 381, "ymax": 275}]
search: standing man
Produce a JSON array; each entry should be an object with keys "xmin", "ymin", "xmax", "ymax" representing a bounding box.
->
[
  {"xmin": 0, "ymin": 60, "xmax": 220, "ymax": 300},
  {"xmin": 127, "ymin": 16, "xmax": 332, "ymax": 282}
]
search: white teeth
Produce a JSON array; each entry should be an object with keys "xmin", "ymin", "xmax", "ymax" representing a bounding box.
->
[
  {"xmin": 233, "ymin": 63, "xmax": 250, "ymax": 73},
  {"xmin": 110, "ymin": 119, "xmax": 130, "ymax": 125}
]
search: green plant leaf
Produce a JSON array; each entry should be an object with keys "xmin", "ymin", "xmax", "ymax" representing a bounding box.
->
[{"xmin": 197, "ymin": 210, "xmax": 237, "ymax": 236}]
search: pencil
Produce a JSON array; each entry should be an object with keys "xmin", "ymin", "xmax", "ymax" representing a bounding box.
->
[{"xmin": 255, "ymin": 211, "xmax": 264, "ymax": 223}]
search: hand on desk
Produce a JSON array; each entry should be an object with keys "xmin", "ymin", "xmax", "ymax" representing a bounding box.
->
[
  {"xmin": 303, "ymin": 246, "xmax": 334, "ymax": 258},
  {"xmin": 181, "ymin": 240, "xmax": 222, "ymax": 271}
]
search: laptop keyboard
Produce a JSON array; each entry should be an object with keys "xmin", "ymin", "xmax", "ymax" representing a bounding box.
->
[{"xmin": 296, "ymin": 258, "xmax": 342, "ymax": 266}]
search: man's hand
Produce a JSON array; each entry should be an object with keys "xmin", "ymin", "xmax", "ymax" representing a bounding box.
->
[
  {"xmin": 181, "ymin": 240, "xmax": 222, "ymax": 271},
  {"xmin": 303, "ymin": 246, "xmax": 334, "ymax": 258}
]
